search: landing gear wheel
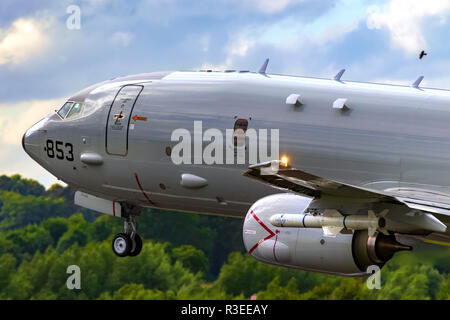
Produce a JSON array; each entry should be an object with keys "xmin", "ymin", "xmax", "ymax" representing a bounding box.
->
[
  {"xmin": 112, "ymin": 204, "xmax": 143, "ymax": 257},
  {"xmin": 129, "ymin": 234, "xmax": 143, "ymax": 257},
  {"xmin": 112, "ymin": 233, "xmax": 132, "ymax": 257}
]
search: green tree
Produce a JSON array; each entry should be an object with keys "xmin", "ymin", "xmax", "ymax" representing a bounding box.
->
[
  {"xmin": 87, "ymin": 215, "xmax": 120, "ymax": 242},
  {"xmin": 255, "ymin": 276, "xmax": 303, "ymax": 300},
  {"xmin": 100, "ymin": 284, "xmax": 166, "ymax": 300},
  {"xmin": 137, "ymin": 209, "xmax": 243, "ymax": 277},
  {"xmin": 172, "ymin": 245, "xmax": 209, "ymax": 275},
  {"xmin": 366, "ymin": 252, "xmax": 443, "ymax": 300},
  {"xmin": 56, "ymin": 214, "xmax": 90, "ymax": 252},
  {"xmin": 0, "ymin": 174, "xmax": 45, "ymax": 197},
  {"xmin": 6, "ymin": 224, "xmax": 53, "ymax": 259},
  {"xmin": 42, "ymin": 217, "xmax": 69, "ymax": 245},
  {"xmin": 437, "ymin": 276, "xmax": 450, "ymax": 299},
  {"xmin": 0, "ymin": 191, "xmax": 71, "ymax": 230},
  {"xmin": 57, "ymin": 230, "xmax": 88, "ymax": 253},
  {"xmin": 215, "ymin": 252, "xmax": 279, "ymax": 297},
  {"xmin": 0, "ymin": 233, "xmax": 13, "ymax": 256},
  {"xmin": 45, "ymin": 184, "xmax": 67, "ymax": 199},
  {"xmin": 0, "ymin": 253, "xmax": 16, "ymax": 293}
]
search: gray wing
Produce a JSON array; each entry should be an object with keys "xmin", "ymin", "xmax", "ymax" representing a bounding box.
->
[{"xmin": 243, "ymin": 161, "xmax": 400, "ymax": 203}]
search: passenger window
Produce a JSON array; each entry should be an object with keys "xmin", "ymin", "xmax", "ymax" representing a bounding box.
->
[
  {"xmin": 66, "ymin": 103, "xmax": 83, "ymax": 119},
  {"xmin": 57, "ymin": 102, "xmax": 73, "ymax": 119}
]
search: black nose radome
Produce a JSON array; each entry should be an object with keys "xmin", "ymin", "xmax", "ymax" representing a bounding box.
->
[{"xmin": 22, "ymin": 132, "xmax": 26, "ymax": 152}]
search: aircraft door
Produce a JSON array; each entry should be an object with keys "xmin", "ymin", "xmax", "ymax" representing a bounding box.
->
[{"xmin": 106, "ymin": 85, "xmax": 143, "ymax": 156}]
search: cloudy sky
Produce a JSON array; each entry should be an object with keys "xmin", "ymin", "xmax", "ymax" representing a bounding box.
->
[{"xmin": 1, "ymin": 0, "xmax": 450, "ymax": 188}]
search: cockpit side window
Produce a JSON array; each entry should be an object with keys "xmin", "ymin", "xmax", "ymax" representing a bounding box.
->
[
  {"xmin": 66, "ymin": 102, "xmax": 83, "ymax": 119},
  {"xmin": 57, "ymin": 102, "xmax": 73, "ymax": 119}
]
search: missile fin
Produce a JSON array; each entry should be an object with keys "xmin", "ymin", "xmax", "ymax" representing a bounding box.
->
[
  {"xmin": 369, "ymin": 209, "xmax": 389, "ymax": 235},
  {"xmin": 323, "ymin": 226, "xmax": 343, "ymax": 237},
  {"xmin": 368, "ymin": 226, "xmax": 378, "ymax": 237}
]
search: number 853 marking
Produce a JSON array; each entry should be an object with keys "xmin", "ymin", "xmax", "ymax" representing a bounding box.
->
[{"xmin": 45, "ymin": 140, "xmax": 74, "ymax": 161}]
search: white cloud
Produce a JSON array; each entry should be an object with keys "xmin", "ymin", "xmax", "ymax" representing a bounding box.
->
[
  {"xmin": 110, "ymin": 31, "xmax": 135, "ymax": 47},
  {"xmin": 0, "ymin": 17, "xmax": 52, "ymax": 66},
  {"xmin": 199, "ymin": 34, "xmax": 210, "ymax": 53},
  {"xmin": 0, "ymin": 98, "xmax": 64, "ymax": 145},
  {"xmin": 366, "ymin": 0, "xmax": 450, "ymax": 54},
  {"xmin": 228, "ymin": 38, "xmax": 254, "ymax": 57},
  {"xmin": 239, "ymin": 0, "xmax": 305, "ymax": 14},
  {"xmin": 222, "ymin": 0, "xmax": 367, "ymax": 53},
  {"xmin": 0, "ymin": 97, "xmax": 65, "ymax": 188},
  {"xmin": 201, "ymin": 37, "xmax": 255, "ymax": 70}
]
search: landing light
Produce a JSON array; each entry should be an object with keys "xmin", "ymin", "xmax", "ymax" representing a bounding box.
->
[{"xmin": 281, "ymin": 156, "xmax": 289, "ymax": 167}]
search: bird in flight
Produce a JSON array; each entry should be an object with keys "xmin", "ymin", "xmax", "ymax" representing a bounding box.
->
[{"xmin": 419, "ymin": 50, "xmax": 427, "ymax": 59}]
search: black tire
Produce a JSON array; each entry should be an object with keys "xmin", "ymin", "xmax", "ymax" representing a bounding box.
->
[
  {"xmin": 129, "ymin": 233, "xmax": 143, "ymax": 257},
  {"xmin": 112, "ymin": 233, "xmax": 132, "ymax": 257}
]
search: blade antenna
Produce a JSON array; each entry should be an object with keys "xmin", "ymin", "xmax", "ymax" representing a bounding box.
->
[
  {"xmin": 334, "ymin": 69, "xmax": 345, "ymax": 81},
  {"xmin": 412, "ymin": 76, "xmax": 424, "ymax": 89},
  {"xmin": 258, "ymin": 58, "xmax": 269, "ymax": 74}
]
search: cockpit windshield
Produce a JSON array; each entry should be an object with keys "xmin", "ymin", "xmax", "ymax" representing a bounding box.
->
[
  {"xmin": 66, "ymin": 102, "xmax": 83, "ymax": 118},
  {"xmin": 57, "ymin": 102, "xmax": 84, "ymax": 119},
  {"xmin": 57, "ymin": 102, "xmax": 73, "ymax": 118}
]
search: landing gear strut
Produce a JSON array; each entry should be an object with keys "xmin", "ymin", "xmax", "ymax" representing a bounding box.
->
[{"xmin": 112, "ymin": 204, "xmax": 143, "ymax": 257}]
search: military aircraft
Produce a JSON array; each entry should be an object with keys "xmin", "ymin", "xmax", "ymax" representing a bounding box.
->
[{"xmin": 23, "ymin": 60, "xmax": 450, "ymax": 276}]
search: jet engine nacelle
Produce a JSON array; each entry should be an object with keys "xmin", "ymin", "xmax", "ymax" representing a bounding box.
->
[{"xmin": 243, "ymin": 193, "xmax": 409, "ymax": 276}]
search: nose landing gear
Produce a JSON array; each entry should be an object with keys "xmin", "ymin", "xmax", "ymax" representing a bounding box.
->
[{"xmin": 112, "ymin": 205, "xmax": 143, "ymax": 257}]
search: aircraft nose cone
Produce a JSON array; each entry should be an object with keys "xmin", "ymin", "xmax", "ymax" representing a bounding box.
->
[
  {"xmin": 22, "ymin": 127, "xmax": 40, "ymax": 153},
  {"xmin": 22, "ymin": 131, "xmax": 26, "ymax": 152},
  {"xmin": 23, "ymin": 118, "xmax": 48, "ymax": 158}
]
